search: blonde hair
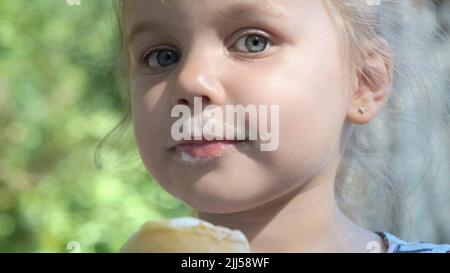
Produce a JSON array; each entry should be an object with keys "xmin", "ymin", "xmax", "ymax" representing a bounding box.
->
[
  {"xmin": 99, "ymin": 0, "xmax": 450, "ymax": 241},
  {"xmin": 327, "ymin": 0, "xmax": 450, "ymax": 241}
]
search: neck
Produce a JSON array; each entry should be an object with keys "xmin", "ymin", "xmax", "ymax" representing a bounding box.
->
[{"xmin": 197, "ymin": 168, "xmax": 384, "ymax": 252}]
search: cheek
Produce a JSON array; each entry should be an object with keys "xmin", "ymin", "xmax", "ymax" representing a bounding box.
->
[
  {"xmin": 131, "ymin": 81, "xmax": 173, "ymax": 184},
  {"xmin": 222, "ymin": 43, "xmax": 347, "ymax": 178},
  {"xmin": 131, "ymin": 81, "xmax": 158, "ymax": 146},
  {"xmin": 282, "ymin": 67, "xmax": 346, "ymax": 174}
]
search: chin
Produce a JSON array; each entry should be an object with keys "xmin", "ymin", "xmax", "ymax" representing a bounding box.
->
[
  {"xmin": 175, "ymin": 185, "xmax": 271, "ymax": 215},
  {"xmin": 175, "ymin": 188, "xmax": 260, "ymax": 214}
]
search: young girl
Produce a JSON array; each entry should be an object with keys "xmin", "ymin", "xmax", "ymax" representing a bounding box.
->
[{"xmin": 106, "ymin": 0, "xmax": 450, "ymax": 252}]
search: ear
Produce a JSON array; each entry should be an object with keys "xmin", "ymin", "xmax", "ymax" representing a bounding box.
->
[{"xmin": 347, "ymin": 38, "xmax": 393, "ymax": 125}]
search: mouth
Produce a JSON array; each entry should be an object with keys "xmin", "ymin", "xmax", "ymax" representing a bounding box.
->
[{"xmin": 169, "ymin": 139, "xmax": 249, "ymax": 161}]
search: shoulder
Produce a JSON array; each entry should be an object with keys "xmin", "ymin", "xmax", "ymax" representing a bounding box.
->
[{"xmin": 378, "ymin": 231, "xmax": 450, "ymax": 253}]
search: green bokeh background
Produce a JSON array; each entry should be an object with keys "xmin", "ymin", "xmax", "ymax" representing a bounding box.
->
[{"xmin": 0, "ymin": 0, "xmax": 191, "ymax": 252}]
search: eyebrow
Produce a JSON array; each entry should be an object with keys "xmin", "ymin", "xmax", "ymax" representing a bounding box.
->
[
  {"xmin": 127, "ymin": 2, "xmax": 287, "ymax": 44},
  {"xmin": 216, "ymin": 2, "xmax": 287, "ymax": 22},
  {"xmin": 127, "ymin": 21, "xmax": 166, "ymax": 44}
]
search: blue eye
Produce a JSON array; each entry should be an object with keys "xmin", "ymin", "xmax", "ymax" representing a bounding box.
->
[
  {"xmin": 234, "ymin": 34, "xmax": 270, "ymax": 53},
  {"xmin": 143, "ymin": 48, "xmax": 180, "ymax": 70}
]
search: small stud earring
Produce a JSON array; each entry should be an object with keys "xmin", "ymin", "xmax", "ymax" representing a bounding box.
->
[{"xmin": 358, "ymin": 106, "xmax": 368, "ymax": 115}]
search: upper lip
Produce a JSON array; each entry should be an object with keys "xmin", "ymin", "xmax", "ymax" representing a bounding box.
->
[{"xmin": 167, "ymin": 135, "xmax": 249, "ymax": 150}]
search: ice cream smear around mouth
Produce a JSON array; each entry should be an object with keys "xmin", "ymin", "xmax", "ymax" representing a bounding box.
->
[{"xmin": 170, "ymin": 112, "xmax": 251, "ymax": 161}]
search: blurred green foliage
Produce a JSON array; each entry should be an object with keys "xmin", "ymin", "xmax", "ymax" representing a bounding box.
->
[{"xmin": 0, "ymin": 0, "xmax": 191, "ymax": 252}]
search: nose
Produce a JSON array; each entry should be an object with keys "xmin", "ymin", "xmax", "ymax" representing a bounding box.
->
[{"xmin": 170, "ymin": 53, "xmax": 226, "ymax": 108}]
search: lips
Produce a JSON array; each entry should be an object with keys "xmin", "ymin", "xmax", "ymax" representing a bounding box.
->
[{"xmin": 171, "ymin": 139, "xmax": 248, "ymax": 160}]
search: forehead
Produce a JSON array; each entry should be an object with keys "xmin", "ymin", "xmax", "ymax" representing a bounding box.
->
[
  {"xmin": 122, "ymin": 0, "xmax": 339, "ymax": 52},
  {"xmin": 123, "ymin": 0, "xmax": 288, "ymax": 26}
]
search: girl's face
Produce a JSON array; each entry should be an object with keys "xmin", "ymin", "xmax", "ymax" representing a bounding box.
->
[{"xmin": 126, "ymin": 0, "xmax": 353, "ymax": 213}]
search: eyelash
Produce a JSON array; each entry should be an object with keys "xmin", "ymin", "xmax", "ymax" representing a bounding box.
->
[{"xmin": 140, "ymin": 29, "xmax": 274, "ymax": 73}]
